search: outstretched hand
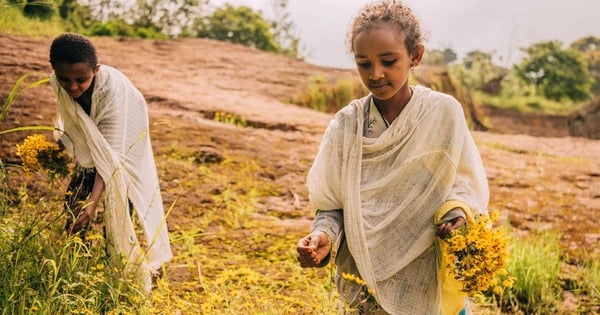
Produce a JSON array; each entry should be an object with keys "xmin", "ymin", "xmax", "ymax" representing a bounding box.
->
[{"xmin": 296, "ymin": 231, "xmax": 330, "ymax": 268}]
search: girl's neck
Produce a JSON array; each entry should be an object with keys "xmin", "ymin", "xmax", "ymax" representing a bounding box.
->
[{"xmin": 374, "ymin": 85, "xmax": 413, "ymax": 125}]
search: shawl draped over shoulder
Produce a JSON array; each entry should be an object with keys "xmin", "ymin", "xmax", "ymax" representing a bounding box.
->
[
  {"xmin": 307, "ymin": 86, "xmax": 489, "ymax": 314},
  {"xmin": 51, "ymin": 65, "xmax": 172, "ymax": 293}
]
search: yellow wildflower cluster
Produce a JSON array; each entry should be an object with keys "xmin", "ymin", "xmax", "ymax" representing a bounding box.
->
[
  {"xmin": 213, "ymin": 111, "xmax": 247, "ymax": 127},
  {"xmin": 442, "ymin": 211, "xmax": 515, "ymax": 295},
  {"xmin": 15, "ymin": 134, "xmax": 70, "ymax": 181},
  {"xmin": 341, "ymin": 272, "xmax": 367, "ymax": 287}
]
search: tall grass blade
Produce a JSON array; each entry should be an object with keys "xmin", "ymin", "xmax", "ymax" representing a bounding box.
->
[{"xmin": 1, "ymin": 74, "xmax": 49, "ymax": 121}]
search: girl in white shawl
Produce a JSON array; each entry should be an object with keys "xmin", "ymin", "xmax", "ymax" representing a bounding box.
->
[
  {"xmin": 296, "ymin": 1, "xmax": 489, "ymax": 314},
  {"xmin": 49, "ymin": 33, "xmax": 172, "ymax": 293}
]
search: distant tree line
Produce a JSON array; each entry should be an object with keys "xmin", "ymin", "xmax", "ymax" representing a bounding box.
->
[
  {"xmin": 423, "ymin": 36, "xmax": 600, "ymax": 104},
  {"xmin": 3, "ymin": 0, "xmax": 302, "ymax": 58}
]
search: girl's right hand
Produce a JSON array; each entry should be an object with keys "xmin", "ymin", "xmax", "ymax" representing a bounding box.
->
[{"xmin": 296, "ymin": 231, "xmax": 330, "ymax": 268}]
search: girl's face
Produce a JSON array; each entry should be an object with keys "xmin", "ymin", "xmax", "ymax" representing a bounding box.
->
[
  {"xmin": 353, "ymin": 23, "xmax": 422, "ymax": 103},
  {"xmin": 53, "ymin": 61, "xmax": 99, "ymax": 99}
]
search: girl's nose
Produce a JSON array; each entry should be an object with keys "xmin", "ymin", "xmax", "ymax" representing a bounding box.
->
[
  {"xmin": 369, "ymin": 64, "xmax": 384, "ymax": 80},
  {"xmin": 68, "ymin": 82, "xmax": 78, "ymax": 92}
]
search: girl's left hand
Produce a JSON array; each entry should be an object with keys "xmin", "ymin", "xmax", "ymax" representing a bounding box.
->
[{"xmin": 437, "ymin": 216, "xmax": 466, "ymax": 239}]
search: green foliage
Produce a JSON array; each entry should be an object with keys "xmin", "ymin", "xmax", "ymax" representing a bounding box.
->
[
  {"xmin": 0, "ymin": 209, "xmax": 145, "ymax": 314},
  {"xmin": 450, "ymin": 50, "xmax": 508, "ymax": 94},
  {"xmin": 570, "ymin": 36, "xmax": 600, "ymax": 52},
  {"xmin": 22, "ymin": 0, "xmax": 58, "ymax": 19},
  {"xmin": 0, "ymin": 4, "xmax": 64, "ymax": 35},
  {"xmin": 57, "ymin": 0, "xmax": 94, "ymax": 31},
  {"xmin": 290, "ymin": 76, "xmax": 368, "ymax": 113},
  {"xmin": 268, "ymin": 0, "xmax": 302, "ymax": 58},
  {"xmin": 131, "ymin": 0, "xmax": 207, "ymax": 37},
  {"xmin": 498, "ymin": 231, "xmax": 563, "ymax": 314},
  {"xmin": 0, "ymin": 75, "xmax": 145, "ymax": 315},
  {"xmin": 570, "ymin": 36, "xmax": 600, "ymax": 95},
  {"xmin": 86, "ymin": 19, "xmax": 167, "ymax": 39},
  {"xmin": 1, "ymin": 0, "xmax": 301, "ymax": 58},
  {"xmin": 423, "ymin": 48, "xmax": 457, "ymax": 66},
  {"xmin": 475, "ymin": 90, "xmax": 585, "ymax": 115},
  {"xmin": 195, "ymin": 4, "xmax": 280, "ymax": 52},
  {"xmin": 514, "ymin": 41, "xmax": 592, "ymax": 102}
]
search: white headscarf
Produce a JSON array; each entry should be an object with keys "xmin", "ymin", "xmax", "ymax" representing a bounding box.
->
[
  {"xmin": 52, "ymin": 65, "xmax": 172, "ymax": 293},
  {"xmin": 307, "ymin": 86, "xmax": 489, "ymax": 314}
]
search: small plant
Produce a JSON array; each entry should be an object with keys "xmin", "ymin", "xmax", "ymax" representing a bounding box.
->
[{"xmin": 213, "ymin": 111, "xmax": 247, "ymax": 127}]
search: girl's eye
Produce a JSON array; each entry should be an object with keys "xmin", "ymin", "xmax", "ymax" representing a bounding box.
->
[
  {"xmin": 76, "ymin": 78, "xmax": 88, "ymax": 83},
  {"xmin": 382, "ymin": 59, "xmax": 397, "ymax": 66},
  {"xmin": 356, "ymin": 61, "xmax": 371, "ymax": 68}
]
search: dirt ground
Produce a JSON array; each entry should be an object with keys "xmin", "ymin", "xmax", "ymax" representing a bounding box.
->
[{"xmin": 1, "ymin": 32, "xmax": 599, "ymax": 310}]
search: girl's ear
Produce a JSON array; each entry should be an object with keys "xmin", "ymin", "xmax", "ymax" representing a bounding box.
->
[
  {"xmin": 411, "ymin": 45, "xmax": 425, "ymax": 67},
  {"xmin": 93, "ymin": 64, "xmax": 100, "ymax": 74}
]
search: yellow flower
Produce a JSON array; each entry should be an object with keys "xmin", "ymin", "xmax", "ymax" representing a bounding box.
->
[
  {"xmin": 341, "ymin": 272, "xmax": 367, "ymax": 286},
  {"xmin": 15, "ymin": 134, "xmax": 70, "ymax": 181},
  {"xmin": 442, "ymin": 211, "xmax": 513, "ymax": 296}
]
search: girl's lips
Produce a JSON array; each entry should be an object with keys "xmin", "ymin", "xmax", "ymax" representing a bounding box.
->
[
  {"xmin": 369, "ymin": 83, "xmax": 390, "ymax": 92},
  {"xmin": 369, "ymin": 82, "xmax": 389, "ymax": 89}
]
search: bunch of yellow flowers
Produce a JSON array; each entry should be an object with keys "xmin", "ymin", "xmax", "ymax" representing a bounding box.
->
[
  {"xmin": 15, "ymin": 134, "xmax": 70, "ymax": 181},
  {"xmin": 441, "ymin": 211, "xmax": 514, "ymax": 295}
]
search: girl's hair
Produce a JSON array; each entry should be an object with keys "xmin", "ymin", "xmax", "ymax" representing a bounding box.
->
[
  {"xmin": 49, "ymin": 33, "xmax": 98, "ymax": 68},
  {"xmin": 347, "ymin": 0, "xmax": 424, "ymax": 55}
]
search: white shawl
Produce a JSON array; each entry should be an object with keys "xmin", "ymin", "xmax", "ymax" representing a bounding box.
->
[
  {"xmin": 51, "ymin": 65, "xmax": 172, "ymax": 293},
  {"xmin": 307, "ymin": 86, "xmax": 489, "ymax": 314}
]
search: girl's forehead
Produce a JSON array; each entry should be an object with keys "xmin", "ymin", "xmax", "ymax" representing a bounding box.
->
[
  {"xmin": 53, "ymin": 61, "xmax": 95, "ymax": 77},
  {"xmin": 353, "ymin": 24, "xmax": 408, "ymax": 54}
]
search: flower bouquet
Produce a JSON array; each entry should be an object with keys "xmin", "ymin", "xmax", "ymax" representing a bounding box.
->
[
  {"xmin": 441, "ymin": 211, "xmax": 514, "ymax": 295},
  {"xmin": 16, "ymin": 134, "xmax": 71, "ymax": 182}
]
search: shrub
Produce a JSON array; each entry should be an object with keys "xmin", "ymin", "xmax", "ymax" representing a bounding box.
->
[{"xmin": 291, "ymin": 76, "xmax": 367, "ymax": 113}]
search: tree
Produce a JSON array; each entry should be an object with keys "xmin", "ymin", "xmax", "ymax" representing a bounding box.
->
[
  {"xmin": 195, "ymin": 4, "xmax": 279, "ymax": 52},
  {"xmin": 423, "ymin": 49, "xmax": 445, "ymax": 66},
  {"xmin": 268, "ymin": 0, "xmax": 301, "ymax": 58},
  {"xmin": 442, "ymin": 48, "xmax": 457, "ymax": 65},
  {"xmin": 450, "ymin": 50, "xmax": 507, "ymax": 94},
  {"xmin": 131, "ymin": 0, "xmax": 206, "ymax": 37},
  {"xmin": 570, "ymin": 36, "xmax": 600, "ymax": 53},
  {"xmin": 515, "ymin": 41, "xmax": 591, "ymax": 101},
  {"xmin": 423, "ymin": 48, "xmax": 457, "ymax": 66},
  {"xmin": 571, "ymin": 36, "xmax": 600, "ymax": 95},
  {"xmin": 15, "ymin": 0, "xmax": 58, "ymax": 19}
]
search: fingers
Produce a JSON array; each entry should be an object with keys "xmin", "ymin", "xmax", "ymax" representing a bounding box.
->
[
  {"xmin": 308, "ymin": 233, "xmax": 322, "ymax": 250},
  {"xmin": 68, "ymin": 210, "xmax": 92, "ymax": 234},
  {"xmin": 437, "ymin": 222, "xmax": 451, "ymax": 238},
  {"xmin": 296, "ymin": 233, "xmax": 326, "ymax": 267},
  {"xmin": 437, "ymin": 217, "xmax": 467, "ymax": 238},
  {"xmin": 450, "ymin": 217, "xmax": 467, "ymax": 230}
]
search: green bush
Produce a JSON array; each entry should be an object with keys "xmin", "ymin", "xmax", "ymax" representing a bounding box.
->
[{"xmin": 291, "ymin": 76, "xmax": 367, "ymax": 113}]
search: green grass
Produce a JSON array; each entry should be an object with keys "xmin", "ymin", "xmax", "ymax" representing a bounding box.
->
[
  {"xmin": 290, "ymin": 76, "xmax": 367, "ymax": 113},
  {"xmin": 497, "ymin": 231, "xmax": 563, "ymax": 314},
  {"xmin": 0, "ymin": 5, "xmax": 64, "ymax": 37},
  {"xmin": 475, "ymin": 92, "xmax": 587, "ymax": 115}
]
